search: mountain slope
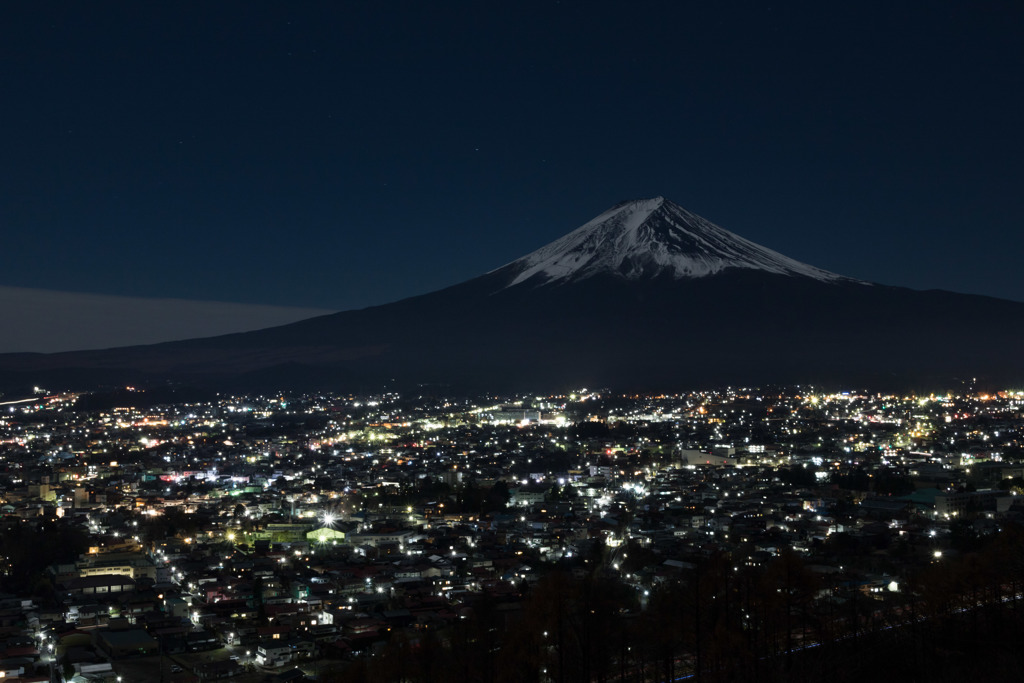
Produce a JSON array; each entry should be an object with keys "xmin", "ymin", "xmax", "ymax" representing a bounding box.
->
[{"xmin": 2, "ymin": 198, "xmax": 1023, "ymax": 393}]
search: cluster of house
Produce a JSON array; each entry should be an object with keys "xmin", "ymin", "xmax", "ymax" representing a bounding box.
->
[{"xmin": 0, "ymin": 387, "xmax": 1021, "ymax": 681}]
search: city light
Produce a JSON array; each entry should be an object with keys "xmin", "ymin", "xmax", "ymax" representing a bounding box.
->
[{"xmin": 0, "ymin": 387, "xmax": 1018, "ymax": 677}]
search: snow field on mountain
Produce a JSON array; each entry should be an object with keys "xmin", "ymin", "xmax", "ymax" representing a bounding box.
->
[{"xmin": 500, "ymin": 197, "xmax": 854, "ymax": 287}]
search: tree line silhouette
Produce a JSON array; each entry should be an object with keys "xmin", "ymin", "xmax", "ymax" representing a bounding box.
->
[{"xmin": 328, "ymin": 523, "xmax": 1024, "ymax": 683}]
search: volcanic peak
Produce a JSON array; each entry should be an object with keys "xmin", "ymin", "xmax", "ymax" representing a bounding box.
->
[{"xmin": 498, "ymin": 197, "xmax": 853, "ymax": 287}]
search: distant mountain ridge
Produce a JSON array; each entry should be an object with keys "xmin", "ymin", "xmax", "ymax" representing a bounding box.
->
[{"xmin": 2, "ymin": 197, "xmax": 1023, "ymax": 394}]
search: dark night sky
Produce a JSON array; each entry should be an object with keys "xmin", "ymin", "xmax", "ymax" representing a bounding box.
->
[{"xmin": 3, "ymin": 2, "xmax": 1023, "ymax": 350}]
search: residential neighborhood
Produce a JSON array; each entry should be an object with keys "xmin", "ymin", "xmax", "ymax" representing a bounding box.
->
[{"xmin": 2, "ymin": 386, "xmax": 1024, "ymax": 681}]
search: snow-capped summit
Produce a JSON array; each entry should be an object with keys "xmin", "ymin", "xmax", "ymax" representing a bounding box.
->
[{"xmin": 497, "ymin": 197, "xmax": 852, "ymax": 287}]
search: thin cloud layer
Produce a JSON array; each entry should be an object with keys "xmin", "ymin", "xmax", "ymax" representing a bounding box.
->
[{"xmin": 0, "ymin": 287, "xmax": 334, "ymax": 353}]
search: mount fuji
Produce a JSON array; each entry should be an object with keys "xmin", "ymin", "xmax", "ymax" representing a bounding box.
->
[{"xmin": 3, "ymin": 197, "xmax": 1024, "ymax": 393}]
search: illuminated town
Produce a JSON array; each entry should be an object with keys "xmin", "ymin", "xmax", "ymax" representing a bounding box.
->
[{"xmin": 2, "ymin": 385, "xmax": 1024, "ymax": 682}]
